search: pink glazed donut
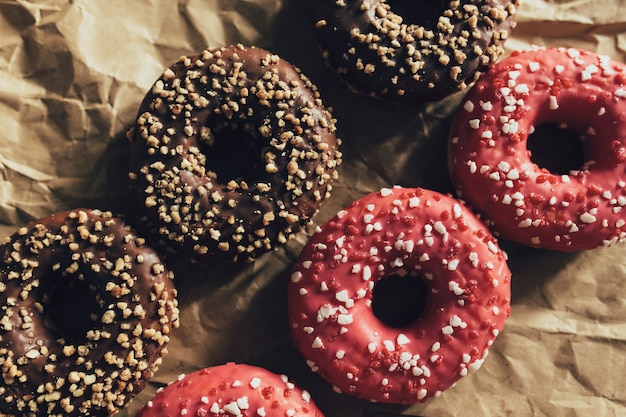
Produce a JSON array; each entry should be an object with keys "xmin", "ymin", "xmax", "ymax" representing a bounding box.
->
[
  {"xmin": 449, "ymin": 47, "xmax": 626, "ymax": 251},
  {"xmin": 288, "ymin": 187, "xmax": 511, "ymax": 404},
  {"xmin": 136, "ymin": 363, "xmax": 324, "ymax": 417}
]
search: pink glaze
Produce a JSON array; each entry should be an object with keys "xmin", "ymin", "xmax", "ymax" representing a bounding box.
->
[
  {"xmin": 287, "ymin": 187, "xmax": 511, "ymax": 404},
  {"xmin": 136, "ymin": 363, "xmax": 324, "ymax": 417},
  {"xmin": 450, "ymin": 47, "xmax": 626, "ymax": 251}
]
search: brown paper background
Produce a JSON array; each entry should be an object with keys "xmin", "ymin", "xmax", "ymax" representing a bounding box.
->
[{"xmin": 1, "ymin": 0, "xmax": 626, "ymax": 416}]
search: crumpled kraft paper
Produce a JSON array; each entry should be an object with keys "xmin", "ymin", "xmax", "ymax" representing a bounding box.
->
[{"xmin": 1, "ymin": 0, "xmax": 625, "ymax": 416}]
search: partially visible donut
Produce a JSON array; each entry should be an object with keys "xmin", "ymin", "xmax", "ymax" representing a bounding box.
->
[
  {"xmin": 313, "ymin": 0, "xmax": 519, "ymax": 103},
  {"xmin": 449, "ymin": 47, "xmax": 626, "ymax": 251},
  {"xmin": 0, "ymin": 209, "xmax": 179, "ymax": 417},
  {"xmin": 136, "ymin": 362, "xmax": 324, "ymax": 417},
  {"xmin": 288, "ymin": 187, "xmax": 511, "ymax": 404},
  {"xmin": 127, "ymin": 44, "xmax": 342, "ymax": 263}
]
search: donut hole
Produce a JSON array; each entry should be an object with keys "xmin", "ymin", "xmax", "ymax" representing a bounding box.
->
[
  {"xmin": 386, "ymin": 0, "xmax": 448, "ymax": 26},
  {"xmin": 527, "ymin": 123, "xmax": 586, "ymax": 175},
  {"xmin": 201, "ymin": 123, "xmax": 266, "ymax": 183},
  {"xmin": 44, "ymin": 279, "xmax": 102, "ymax": 340},
  {"xmin": 372, "ymin": 272, "xmax": 427, "ymax": 328}
]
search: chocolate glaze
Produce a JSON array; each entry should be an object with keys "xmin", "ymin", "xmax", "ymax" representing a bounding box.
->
[
  {"xmin": 0, "ymin": 209, "xmax": 179, "ymax": 416},
  {"xmin": 314, "ymin": 0, "xmax": 519, "ymax": 104},
  {"xmin": 127, "ymin": 44, "xmax": 342, "ymax": 263}
]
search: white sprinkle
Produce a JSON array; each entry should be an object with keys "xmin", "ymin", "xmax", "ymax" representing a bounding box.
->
[
  {"xmin": 549, "ymin": 95, "xmax": 559, "ymax": 110},
  {"xmin": 397, "ymin": 334, "xmax": 410, "ymax": 345},
  {"xmin": 567, "ymin": 48, "xmax": 580, "ymax": 59},
  {"xmin": 449, "ymin": 281, "xmax": 464, "ymax": 295},
  {"xmin": 431, "ymin": 342, "xmax": 441, "ymax": 352},
  {"xmin": 249, "ymin": 378, "xmax": 261, "ymax": 389},
  {"xmin": 419, "ymin": 253, "xmax": 430, "ymax": 262},
  {"xmin": 508, "ymin": 70, "xmax": 521, "ymax": 80},
  {"xmin": 311, "ymin": 337, "xmax": 323, "ymax": 349},
  {"xmin": 498, "ymin": 161, "xmax": 511, "ymax": 173},
  {"xmin": 290, "ymin": 271, "xmax": 302, "ymax": 283},
  {"xmin": 434, "ymin": 221, "xmax": 447, "ymax": 235},
  {"xmin": 479, "ymin": 101, "xmax": 492, "ymax": 111},
  {"xmin": 555, "ymin": 64, "xmax": 565, "ymax": 74},
  {"xmin": 598, "ymin": 107, "xmax": 606, "ymax": 116},
  {"xmin": 528, "ymin": 61, "xmax": 540, "ymax": 72},
  {"xmin": 236, "ymin": 397, "xmax": 249, "ymax": 410},
  {"xmin": 442, "ymin": 325, "xmax": 454, "ymax": 335},
  {"xmin": 580, "ymin": 213, "xmax": 597, "ymax": 224},
  {"xmin": 514, "ymin": 84, "xmax": 529, "ymax": 94},
  {"xmin": 615, "ymin": 88, "xmax": 626, "ymax": 98},
  {"xmin": 447, "ymin": 259, "xmax": 459, "ymax": 271},
  {"xmin": 363, "ymin": 214, "xmax": 374, "ymax": 223},
  {"xmin": 507, "ymin": 169, "xmax": 520, "ymax": 180},
  {"xmin": 417, "ymin": 389, "xmax": 428, "ymax": 400},
  {"xmin": 450, "ymin": 314, "xmax": 467, "ymax": 328},
  {"xmin": 380, "ymin": 188, "xmax": 393, "ymax": 197},
  {"xmin": 223, "ymin": 402, "xmax": 242, "ymax": 416},
  {"xmin": 481, "ymin": 130, "xmax": 493, "ymax": 139},
  {"xmin": 337, "ymin": 314, "xmax": 353, "ymax": 325},
  {"xmin": 336, "ymin": 290, "xmax": 349, "ymax": 303},
  {"xmin": 383, "ymin": 340, "xmax": 395, "ymax": 351},
  {"xmin": 502, "ymin": 120, "xmax": 519, "ymax": 135},
  {"xmin": 464, "ymin": 101, "xmax": 475, "ymax": 112},
  {"xmin": 362, "ymin": 265, "xmax": 372, "ymax": 281},
  {"xmin": 469, "ymin": 119, "xmax": 481, "ymax": 129},
  {"xmin": 368, "ymin": 342, "xmax": 377, "ymax": 353},
  {"xmin": 409, "ymin": 197, "xmax": 420, "ymax": 207}
]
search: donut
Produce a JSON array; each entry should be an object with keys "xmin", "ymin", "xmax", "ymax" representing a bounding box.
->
[
  {"xmin": 127, "ymin": 44, "xmax": 342, "ymax": 263},
  {"xmin": 449, "ymin": 47, "xmax": 626, "ymax": 251},
  {"xmin": 136, "ymin": 362, "xmax": 324, "ymax": 417},
  {"xmin": 313, "ymin": 0, "xmax": 519, "ymax": 104},
  {"xmin": 0, "ymin": 209, "xmax": 180, "ymax": 416},
  {"xmin": 287, "ymin": 186, "xmax": 511, "ymax": 404}
]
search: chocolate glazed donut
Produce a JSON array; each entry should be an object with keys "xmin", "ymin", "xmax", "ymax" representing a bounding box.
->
[
  {"xmin": 127, "ymin": 44, "xmax": 342, "ymax": 263},
  {"xmin": 314, "ymin": 0, "xmax": 519, "ymax": 104},
  {"xmin": 0, "ymin": 209, "xmax": 179, "ymax": 417}
]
